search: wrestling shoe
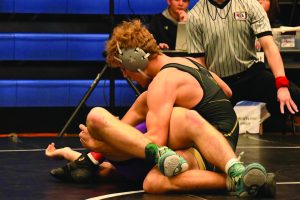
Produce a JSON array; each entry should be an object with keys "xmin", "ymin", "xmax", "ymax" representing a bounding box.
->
[
  {"xmin": 230, "ymin": 163, "xmax": 267, "ymax": 197},
  {"xmin": 257, "ymin": 172, "xmax": 277, "ymax": 198},
  {"xmin": 50, "ymin": 153, "xmax": 99, "ymax": 184},
  {"xmin": 157, "ymin": 146, "xmax": 189, "ymax": 177},
  {"xmin": 227, "ymin": 172, "xmax": 276, "ymax": 198}
]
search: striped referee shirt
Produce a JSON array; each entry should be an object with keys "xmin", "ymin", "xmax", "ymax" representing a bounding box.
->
[{"xmin": 187, "ymin": 0, "xmax": 272, "ymax": 77}]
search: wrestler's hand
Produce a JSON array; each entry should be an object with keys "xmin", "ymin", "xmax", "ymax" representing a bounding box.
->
[
  {"xmin": 78, "ymin": 124, "xmax": 128, "ymax": 161},
  {"xmin": 277, "ymin": 87, "xmax": 298, "ymax": 114},
  {"xmin": 178, "ymin": 10, "xmax": 188, "ymax": 22},
  {"xmin": 158, "ymin": 43, "xmax": 169, "ymax": 50},
  {"xmin": 79, "ymin": 124, "xmax": 103, "ymax": 152}
]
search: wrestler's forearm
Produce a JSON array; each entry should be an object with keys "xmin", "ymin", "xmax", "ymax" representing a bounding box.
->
[{"xmin": 121, "ymin": 91, "xmax": 148, "ymax": 125}]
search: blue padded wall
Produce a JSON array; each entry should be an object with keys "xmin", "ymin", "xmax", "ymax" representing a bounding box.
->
[
  {"xmin": 115, "ymin": 80, "xmax": 137, "ymax": 107},
  {"xmin": 15, "ymin": 0, "xmax": 68, "ymax": 14},
  {"xmin": 0, "ymin": 80, "xmax": 136, "ymax": 107},
  {"xmin": 68, "ymin": 0, "xmax": 110, "ymax": 14},
  {"xmin": 0, "ymin": 80, "xmax": 17, "ymax": 107},
  {"xmin": 2, "ymin": 0, "xmax": 198, "ymax": 14},
  {"xmin": 114, "ymin": 0, "xmax": 167, "ymax": 14},
  {"xmin": 0, "ymin": 0, "xmax": 14, "ymax": 13},
  {"xmin": 67, "ymin": 34, "xmax": 109, "ymax": 61},
  {"xmin": 14, "ymin": 33, "xmax": 67, "ymax": 61},
  {"xmin": 0, "ymin": 34, "xmax": 14, "ymax": 60},
  {"xmin": 114, "ymin": 0, "xmax": 198, "ymax": 14},
  {"xmin": 1, "ymin": 0, "xmax": 109, "ymax": 14},
  {"xmin": 16, "ymin": 80, "xmax": 70, "ymax": 107},
  {"xmin": 10, "ymin": 33, "xmax": 109, "ymax": 61},
  {"xmin": 68, "ymin": 80, "xmax": 110, "ymax": 107}
]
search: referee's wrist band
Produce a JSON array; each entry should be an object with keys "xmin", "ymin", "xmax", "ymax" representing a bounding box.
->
[{"xmin": 275, "ymin": 76, "xmax": 289, "ymax": 90}]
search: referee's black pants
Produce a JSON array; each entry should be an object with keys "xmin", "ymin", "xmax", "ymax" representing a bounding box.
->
[{"xmin": 222, "ymin": 61, "xmax": 300, "ymax": 129}]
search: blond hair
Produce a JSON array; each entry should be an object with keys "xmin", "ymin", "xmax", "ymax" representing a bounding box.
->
[{"xmin": 105, "ymin": 19, "xmax": 161, "ymax": 68}]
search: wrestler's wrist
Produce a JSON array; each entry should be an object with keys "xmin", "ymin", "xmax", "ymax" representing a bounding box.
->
[{"xmin": 275, "ymin": 76, "xmax": 289, "ymax": 90}]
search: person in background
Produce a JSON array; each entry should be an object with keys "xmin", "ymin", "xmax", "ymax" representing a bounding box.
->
[
  {"xmin": 256, "ymin": 0, "xmax": 281, "ymax": 52},
  {"xmin": 258, "ymin": 0, "xmax": 281, "ymax": 27},
  {"xmin": 148, "ymin": 0, "xmax": 190, "ymax": 50},
  {"xmin": 187, "ymin": 0, "xmax": 300, "ymax": 133}
]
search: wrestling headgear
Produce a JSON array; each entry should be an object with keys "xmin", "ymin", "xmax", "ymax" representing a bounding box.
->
[{"xmin": 114, "ymin": 42, "xmax": 150, "ymax": 72}]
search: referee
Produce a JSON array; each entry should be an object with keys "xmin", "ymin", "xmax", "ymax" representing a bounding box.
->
[{"xmin": 186, "ymin": 0, "xmax": 300, "ymax": 123}]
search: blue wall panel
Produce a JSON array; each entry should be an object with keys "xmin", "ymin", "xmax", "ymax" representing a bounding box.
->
[
  {"xmin": 0, "ymin": 0, "xmax": 14, "ymax": 13},
  {"xmin": 0, "ymin": 80, "xmax": 17, "ymax": 107},
  {"xmin": 16, "ymin": 80, "xmax": 70, "ymax": 107},
  {"xmin": 0, "ymin": 34, "xmax": 14, "ymax": 60},
  {"xmin": 114, "ymin": 80, "xmax": 137, "ymax": 107},
  {"xmin": 15, "ymin": 0, "xmax": 68, "ymax": 14},
  {"xmin": 67, "ymin": 34, "xmax": 109, "ymax": 61},
  {"xmin": 10, "ymin": 33, "xmax": 108, "ymax": 61},
  {"xmin": 114, "ymin": 0, "xmax": 167, "ymax": 14},
  {"xmin": 68, "ymin": 0, "xmax": 110, "ymax": 14},
  {"xmin": 0, "ymin": 80, "xmax": 136, "ymax": 107},
  {"xmin": 14, "ymin": 34, "xmax": 68, "ymax": 60},
  {"xmin": 69, "ymin": 80, "xmax": 110, "ymax": 107},
  {"xmin": 2, "ymin": 0, "xmax": 198, "ymax": 14},
  {"xmin": 114, "ymin": 0, "xmax": 198, "ymax": 14}
]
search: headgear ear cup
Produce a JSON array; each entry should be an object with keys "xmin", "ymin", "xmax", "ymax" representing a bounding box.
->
[{"xmin": 115, "ymin": 42, "xmax": 150, "ymax": 72}]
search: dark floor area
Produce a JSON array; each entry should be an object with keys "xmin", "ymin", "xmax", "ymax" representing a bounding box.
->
[{"xmin": 1, "ymin": 133, "xmax": 300, "ymax": 200}]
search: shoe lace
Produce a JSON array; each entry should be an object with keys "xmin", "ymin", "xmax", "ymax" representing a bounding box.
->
[
  {"xmin": 237, "ymin": 151, "xmax": 244, "ymax": 162},
  {"xmin": 229, "ymin": 152, "xmax": 245, "ymax": 185},
  {"xmin": 157, "ymin": 146, "xmax": 170, "ymax": 157}
]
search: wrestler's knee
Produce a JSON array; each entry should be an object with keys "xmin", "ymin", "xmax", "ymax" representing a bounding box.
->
[
  {"xmin": 87, "ymin": 107, "xmax": 109, "ymax": 129},
  {"xmin": 186, "ymin": 110, "xmax": 206, "ymax": 128},
  {"xmin": 171, "ymin": 108, "xmax": 206, "ymax": 126}
]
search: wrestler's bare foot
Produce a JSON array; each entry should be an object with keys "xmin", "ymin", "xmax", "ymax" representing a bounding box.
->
[{"xmin": 45, "ymin": 143, "xmax": 71, "ymax": 160}]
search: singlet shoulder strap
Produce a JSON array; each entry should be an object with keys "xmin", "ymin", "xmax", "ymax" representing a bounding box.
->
[{"xmin": 185, "ymin": 57, "xmax": 206, "ymax": 70}]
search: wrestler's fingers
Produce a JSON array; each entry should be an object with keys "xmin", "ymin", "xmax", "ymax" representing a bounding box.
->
[
  {"xmin": 79, "ymin": 137, "xmax": 85, "ymax": 143},
  {"xmin": 79, "ymin": 130, "xmax": 91, "ymax": 142},
  {"xmin": 47, "ymin": 142, "xmax": 55, "ymax": 149},
  {"xmin": 290, "ymin": 100, "xmax": 299, "ymax": 113},
  {"xmin": 286, "ymin": 102, "xmax": 295, "ymax": 114},
  {"xmin": 280, "ymin": 101, "xmax": 285, "ymax": 114},
  {"xmin": 79, "ymin": 131, "xmax": 87, "ymax": 139},
  {"xmin": 79, "ymin": 138, "xmax": 87, "ymax": 148},
  {"xmin": 79, "ymin": 124, "xmax": 87, "ymax": 131},
  {"xmin": 45, "ymin": 144, "xmax": 53, "ymax": 153}
]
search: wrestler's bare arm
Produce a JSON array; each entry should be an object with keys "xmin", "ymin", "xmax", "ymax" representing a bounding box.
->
[
  {"xmin": 259, "ymin": 35, "xmax": 298, "ymax": 114},
  {"xmin": 121, "ymin": 91, "xmax": 148, "ymax": 125},
  {"xmin": 145, "ymin": 73, "xmax": 177, "ymax": 146}
]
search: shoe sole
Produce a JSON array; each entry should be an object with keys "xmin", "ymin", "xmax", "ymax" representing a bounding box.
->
[
  {"xmin": 158, "ymin": 154, "xmax": 188, "ymax": 177},
  {"xmin": 259, "ymin": 172, "xmax": 276, "ymax": 198},
  {"xmin": 159, "ymin": 154, "xmax": 180, "ymax": 177},
  {"xmin": 242, "ymin": 164, "xmax": 267, "ymax": 197}
]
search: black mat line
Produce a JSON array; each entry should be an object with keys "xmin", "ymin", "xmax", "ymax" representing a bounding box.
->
[{"xmin": 1, "ymin": 134, "xmax": 300, "ymax": 200}]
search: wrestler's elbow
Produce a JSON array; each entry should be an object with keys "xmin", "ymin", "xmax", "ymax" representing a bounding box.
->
[
  {"xmin": 143, "ymin": 170, "xmax": 169, "ymax": 194},
  {"xmin": 143, "ymin": 177, "xmax": 165, "ymax": 194}
]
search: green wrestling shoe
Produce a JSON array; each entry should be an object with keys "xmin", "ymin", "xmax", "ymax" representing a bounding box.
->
[
  {"xmin": 230, "ymin": 163, "xmax": 267, "ymax": 197},
  {"xmin": 227, "ymin": 172, "xmax": 276, "ymax": 198},
  {"xmin": 157, "ymin": 146, "xmax": 189, "ymax": 177},
  {"xmin": 258, "ymin": 172, "xmax": 277, "ymax": 198}
]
